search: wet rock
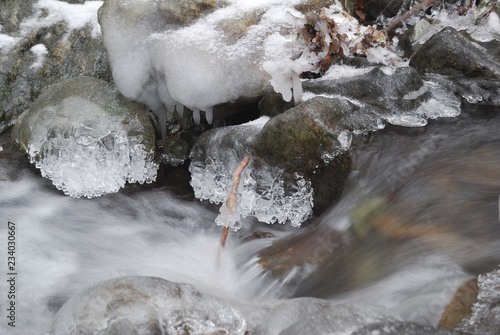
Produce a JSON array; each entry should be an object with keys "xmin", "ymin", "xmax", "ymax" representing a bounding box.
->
[
  {"xmin": 353, "ymin": 321, "xmax": 467, "ymax": 334},
  {"xmin": 439, "ymin": 278, "xmax": 478, "ymax": 329},
  {"xmin": 190, "ymin": 96, "xmax": 357, "ymax": 227},
  {"xmin": 410, "ymin": 27, "xmax": 500, "ymax": 78},
  {"xmin": 254, "ymin": 97, "xmax": 354, "ymax": 214},
  {"xmin": 0, "ymin": 0, "xmax": 112, "ymax": 133},
  {"xmin": 253, "ymin": 297, "xmax": 399, "ymax": 335},
  {"xmin": 456, "ymin": 266, "xmax": 500, "ymax": 334},
  {"xmin": 52, "ymin": 276, "xmax": 247, "ymax": 335},
  {"xmin": 302, "ymin": 65, "xmax": 461, "ymax": 127},
  {"xmin": 12, "ymin": 76, "xmax": 157, "ymax": 198}
]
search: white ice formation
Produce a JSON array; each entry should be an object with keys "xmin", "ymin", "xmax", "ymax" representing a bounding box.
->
[
  {"xmin": 12, "ymin": 77, "xmax": 158, "ymax": 198},
  {"xmin": 189, "ymin": 117, "xmax": 313, "ymax": 228}
]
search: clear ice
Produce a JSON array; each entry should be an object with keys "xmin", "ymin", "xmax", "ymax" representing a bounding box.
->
[
  {"xmin": 12, "ymin": 77, "xmax": 158, "ymax": 198},
  {"xmin": 52, "ymin": 276, "xmax": 247, "ymax": 335}
]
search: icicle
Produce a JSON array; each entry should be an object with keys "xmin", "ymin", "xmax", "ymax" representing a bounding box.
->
[
  {"xmin": 175, "ymin": 103, "xmax": 184, "ymax": 118},
  {"xmin": 193, "ymin": 107, "xmax": 201, "ymax": 124},
  {"xmin": 166, "ymin": 104, "xmax": 175, "ymax": 116},
  {"xmin": 157, "ymin": 107, "xmax": 167, "ymax": 141},
  {"xmin": 292, "ymin": 72, "xmax": 302, "ymax": 104},
  {"xmin": 205, "ymin": 107, "xmax": 213, "ymax": 125}
]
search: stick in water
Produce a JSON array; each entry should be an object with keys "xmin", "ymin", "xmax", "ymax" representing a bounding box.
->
[{"xmin": 220, "ymin": 155, "xmax": 251, "ymax": 247}]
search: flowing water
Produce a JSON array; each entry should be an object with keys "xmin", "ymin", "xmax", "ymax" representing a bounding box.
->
[{"xmin": 1, "ymin": 105, "xmax": 500, "ymax": 334}]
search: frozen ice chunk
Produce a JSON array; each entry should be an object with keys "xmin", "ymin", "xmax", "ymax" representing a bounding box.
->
[
  {"xmin": 12, "ymin": 76, "xmax": 158, "ymax": 198},
  {"xmin": 52, "ymin": 276, "xmax": 247, "ymax": 335}
]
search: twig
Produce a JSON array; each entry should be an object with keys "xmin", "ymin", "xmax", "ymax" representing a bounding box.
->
[
  {"xmin": 220, "ymin": 155, "xmax": 251, "ymax": 247},
  {"xmin": 384, "ymin": 0, "xmax": 439, "ymax": 34}
]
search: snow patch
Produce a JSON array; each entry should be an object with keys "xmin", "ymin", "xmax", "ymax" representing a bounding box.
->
[{"xmin": 30, "ymin": 44, "xmax": 49, "ymax": 69}]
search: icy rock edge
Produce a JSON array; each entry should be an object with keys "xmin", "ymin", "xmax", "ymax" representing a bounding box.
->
[{"xmin": 12, "ymin": 76, "xmax": 158, "ymax": 199}]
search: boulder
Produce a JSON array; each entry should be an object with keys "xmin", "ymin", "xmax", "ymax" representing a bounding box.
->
[
  {"xmin": 302, "ymin": 65, "xmax": 461, "ymax": 127},
  {"xmin": 0, "ymin": 0, "xmax": 112, "ymax": 133},
  {"xmin": 12, "ymin": 76, "xmax": 158, "ymax": 198},
  {"xmin": 410, "ymin": 27, "xmax": 500, "ymax": 78},
  {"xmin": 52, "ymin": 276, "xmax": 247, "ymax": 335},
  {"xmin": 190, "ymin": 97, "xmax": 358, "ymax": 228}
]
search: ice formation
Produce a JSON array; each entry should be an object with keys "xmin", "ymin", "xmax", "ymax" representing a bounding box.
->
[
  {"xmin": 52, "ymin": 276, "xmax": 247, "ymax": 335},
  {"xmin": 98, "ymin": 0, "xmax": 307, "ymax": 130},
  {"xmin": 12, "ymin": 77, "xmax": 158, "ymax": 198},
  {"xmin": 189, "ymin": 117, "xmax": 313, "ymax": 228}
]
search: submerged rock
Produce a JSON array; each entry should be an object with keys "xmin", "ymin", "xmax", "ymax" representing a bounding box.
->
[
  {"xmin": 253, "ymin": 297, "xmax": 399, "ymax": 335},
  {"xmin": 439, "ymin": 278, "xmax": 478, "ymax": 329},
  {"xmin": 410, "ymin": 27, "xmax": 500, "ymax": 79},
  {"xmin": 353, "ymin": 321, "xmax": 466, "ymax": 334},
  {"xmin": 52, "ymin": 276, "xmax": 247, "ymax": 335},
  {"xmin": 0, "ymin": 0, "xmax": 111, "ymax": 133},
  {"xmin": 12, "ymin": 76, "xmax": 158, "ymax": 198}
]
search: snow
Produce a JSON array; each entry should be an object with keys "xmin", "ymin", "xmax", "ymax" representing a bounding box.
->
[
  {"xmin": 1, "ymin": 1, "xmax": 102, "ymax": 54},
  {"xmin": 30, "ymin": 43, "xmax": 49, "ymax": 69},
  {"xmin": 0, "ymin": 34, "xmax": 19, "ymax": 53},
  {"xmin": 21, "ymin": 0, "xmax": 103, "ymax": 39}
]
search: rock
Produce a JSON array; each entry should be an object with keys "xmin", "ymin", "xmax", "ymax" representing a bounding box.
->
[
  {"xmin": 252, "ymin": 297, "xmax": 399, "ymax": 335},
  {"xmin": 190, "ymin": 96, "xmax": 358, "ymax": 227},
  {"xmin": 52, "ymin": 276, "xmax": 247, "ymax": 335},
  {"xmin": 0, "ymin": 0, "xmax": 112, "ymax": 133},
  {"xmin": 409, "ymin": 27, "xmax": 500, "ymax": 78},
  {"xmin": 254, "ymin": 97, "xmax": 354, "ymax": 214},
  {"xmin": 12, "ymin": 76, "xmax": 158, "ymax": 198},
  {"xmin": 302, "ymin": 65, "xmax": 461, "ymax": 127},
  {"xmin": 456, "ymin": 266, "xmax": 500, "ymax": 334},
  {"xmin": 439, "ymin": 278, "xmax": 478, "ymax": 329}
]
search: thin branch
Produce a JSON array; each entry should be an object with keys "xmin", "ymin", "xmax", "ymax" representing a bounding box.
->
[
  {"xmin": 384, "ymin": 0, "xmax": 438, "ymax": 34},
  {"xmin": 220, "ymin": 155, "xmax": 251, "ymax": 247}
]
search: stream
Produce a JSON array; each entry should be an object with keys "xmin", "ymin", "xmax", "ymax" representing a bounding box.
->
[{"xmin": 1, "ymin": 103, "xmax": 500, "ymax": 334}]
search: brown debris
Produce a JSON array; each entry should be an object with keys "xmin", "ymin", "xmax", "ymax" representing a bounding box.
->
[{"xmin": 439, "ymin": 278, "xmax": 478, "ymax": 329}]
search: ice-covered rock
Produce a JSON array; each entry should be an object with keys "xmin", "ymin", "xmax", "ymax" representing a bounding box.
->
[
  {"xmin": 190, "ymin": 116, "xmax": 315, "ymax": 228},
  {"xmin": 302, "ymin": 65, "xmax": 461, "ymax": 127},
  {"xmin": 52, "ymin": 276, "xmax": 247, "ymax": 335},
  {"xmin": 97, "ymin": 0, "xmax": 304, "ymax": 130},
  {"xmin": 190, "ymin": 97, "xmax": 357, "ymax": 228},
  {"xmin": 12, "ymin": 76, "xmax": 158, "ymax": 198},
  {"xmin": 97, "ymin": 0, "xmax": 404, "ymax": 132},
  {"xmin": 353, "ymin": 321, "xmax": 465, "ymax": 334},
  {"xmin": 253, "ymin": 297, "xmax": 399, "ymax": 335},
  {"xmin": 410, "ymin": 27, "xmax": 500, "ymax": 79},
  {"xmin": 456, "ymin": 266, "xmax": 500, "ymax": 334}
]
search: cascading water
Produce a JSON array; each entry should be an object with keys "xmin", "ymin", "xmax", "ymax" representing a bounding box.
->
[{"xmin": 2, "ymin": 106, "xmax": 500, "ymax": 334}]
